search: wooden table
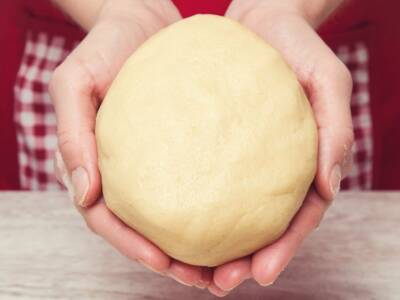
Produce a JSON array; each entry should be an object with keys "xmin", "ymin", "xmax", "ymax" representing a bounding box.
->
[{"xmin": 0, "ymin": 192, "xmax": 399, "ymax": 300}]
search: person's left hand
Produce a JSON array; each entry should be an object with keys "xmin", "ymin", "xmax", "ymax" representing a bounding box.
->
[{"xmin": 206, "ymin": 0, "xmax": 354, "ymax": 296}]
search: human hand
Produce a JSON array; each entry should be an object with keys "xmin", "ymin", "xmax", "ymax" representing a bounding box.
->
[
  {"xmin": 206, "ymin": 0, "xmax": 354, "ymax": 296},
  {"xmin": 50, "ymin": 0, "xmax": 212, "ymax": 289}
]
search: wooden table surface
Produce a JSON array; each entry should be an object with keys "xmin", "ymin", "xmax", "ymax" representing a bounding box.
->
[{"xmin": 0, "ymin": 192, "xmax": 399, "ymax": 300}]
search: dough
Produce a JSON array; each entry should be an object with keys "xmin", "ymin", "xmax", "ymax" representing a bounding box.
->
[{"xmin": 96, "ymin": 15, "xmax": 317, "ymax": 267}]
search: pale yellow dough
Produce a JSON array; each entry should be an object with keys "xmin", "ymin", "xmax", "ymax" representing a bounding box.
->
[{"xmin": 96, "ymin": 15, "xmax": 317, "ymax": 267}]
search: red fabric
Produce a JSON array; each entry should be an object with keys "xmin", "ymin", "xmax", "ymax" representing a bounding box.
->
[
  {"xmin": 0, "ymin": 0, "xmax": 24, "ymax": 189},
  {"xmin": 172, "ymin": 0, "xmax": 231, "ymax": 17},
  {"xmin": 24, "ymin": 1, "xmax": 71, "ymax": 22},
  {"xmin": 0, "ymin": 0, "xmax": 83, "ymax": 189},
  {"xmin": 14, "ymin": 31, "xmax": 79, "ymax": 190},
  {"xmin": 334, "ymin": 41, "xmax": 373, "ymax": 189},
  {"xmin": 1, "ymin": 0, "xmax": 399, "ymax": 190},
  {"xmin": 320, "ymin": 0, "xmax": 400, "ymax": 189}
]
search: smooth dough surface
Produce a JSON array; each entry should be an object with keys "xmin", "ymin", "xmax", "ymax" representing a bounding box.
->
[{"xmin": 96, "ymin": 15, "xmax": 317, "ymax": 267}]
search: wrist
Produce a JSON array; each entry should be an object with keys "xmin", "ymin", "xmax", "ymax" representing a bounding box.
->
[
  {"xmin": 94, "ymin": 0, "xmax": 160, "ymax": 42},
  {"xmin": 96, "ymin": 0, "xmax": 142, "ymax": 26},
  {"xmin": 228, "ymin": 0, "xmax": 343, "ymax": 28},
  {"xmin": 295, "ymin": 0, "xmax": 344, "ymax": 27},
  {"xmin": 51, "ymin": 0, "xmax": 105, "ymax": 30},
  {"xmin": 95, "ymin": 0, "xmax": 180, "ymax": 33}
]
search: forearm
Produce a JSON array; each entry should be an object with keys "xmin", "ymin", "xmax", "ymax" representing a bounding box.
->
[{"xmin": 50, "ymin": 0, "xmax": 105, "ymax": 30}]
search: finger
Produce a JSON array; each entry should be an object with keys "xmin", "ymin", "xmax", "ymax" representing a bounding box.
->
[
  {"xmin": 252, "ymin": 189, "xmax": 328, "ymax": 286},
  {"xmin": 208, "ymin": 282, "xmax": 229, "ymax": 298},
  {"xmin": 273, "ymin": 20, "xmax": 354, "ymax": 201},
  {"xmin": 54, "ymin": 148, "xmax": 74, "ymax": 199},
  {"xmin": 49, "ymin": 33, "xmax": 105, "ymax": 207},
  {"xmin": 271, "ymin": 19, "xmax": 354, "ymax": 201},
  {"xmin": 341, "ymin": 141, "xmax": 354, "ymax": 178},
  {"xmin": 199, "ymin": 267, "xmax": 214, "ymax": 289},
  {"xmin": 308, "ymin": 56, "xmax": 354, "ymax": 200},
  {"xmin": 166, "ymin": 260, "xmax": 205, "ymax": 287},
  {"xmin": 79, "ymin": 199, "xmax": 171, "ymax": 273},
  {"xmin": 213, "ymin": 257, "xmax": 252, "ymax": 292},
  {"xmin": 49, "ymin": 19, "xmax": 151, "ymax": 207}
]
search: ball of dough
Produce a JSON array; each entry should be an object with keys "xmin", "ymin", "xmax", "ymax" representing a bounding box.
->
[{"xmin": 96, "ymin": 15, "xmax": 317, "ymax": 267}]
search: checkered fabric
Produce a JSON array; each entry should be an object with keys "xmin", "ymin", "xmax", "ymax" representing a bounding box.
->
[
  {"xmin": 13, "ymin": 31, "xmax": 373, "ymax": 190},
  {"xmin": 14, "ymin": 31, "xmax": 77, "ymax": 190},
  {"xmin": 336, "ymin": 42, "xmax": 373, "ymax": 190}
]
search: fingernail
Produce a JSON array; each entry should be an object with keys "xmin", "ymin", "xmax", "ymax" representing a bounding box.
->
[
  {"xmin": 260, "ymin": 265, "xmax": 285, "ymax": 287},
  {"xmin": 224, "ymin": 278, "xmax": 248, "ymax": 291},
  {"xmin": 166, "ymin": 271, "xmax": 193, "ymax": 287},
  {"xmin": 71, "ymin": 167, "xmax": 89, "ymax": 207},
  {"xmin": 195, "ymin": 269, "xmax": 211, "ymax": 289},
  {"xmin": 330, "ymin": 164, "xmax": 342, "ymax": 198},
  {"xmin": 342, "ymin": 143, "xmax": 353, "ymax": 177},
  {"xmin": 53, "ymin": 151, "xmax": 63, "ymax": 184},
  {"xmin": 195, "ymin": 280, "xmax": 208, "ymax": 289},
  {"xmin": 208, "ymin": 284, "xmax": 229, "ymax": 297},
  {"xmin": 55, "ymin": 151, "xmax": 74, "ymax": 200},
  {"xmin": 260, "ymin": 280, "xmax": 274, "ymax": 287},
  {"xmin": 63, "ymin": 173, "xmax": 74, "ymax": 202}
]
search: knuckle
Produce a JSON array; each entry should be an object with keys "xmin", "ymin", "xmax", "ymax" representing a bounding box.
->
[
  {"xmin": 57, "ymin": 129, "xmax": 79, "ymax": 157},
  {"xmin": 311, "ymin": 58, "xmax": 353, "ymax": 94},
  {"xmin": 49, "ymin": 56, "xmax": 94, "ymax": 101}
]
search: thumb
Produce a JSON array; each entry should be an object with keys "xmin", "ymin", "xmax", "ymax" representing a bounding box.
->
[
  {"xmin": 50, "ymin": 3, "xmax": 182, "ymax": 206},
  {"xmin": 246, "ymin": 16, "xmax": 354, "ymax": 201},
  {"xmin": 49, "ymin": 21, "xmax": 145, "ymax": 207},
  {"xmin": 310, "ymin": 59, "xmax": 354, "ymax": 201},
  {"xmin": 49, "ymin": 54, "xmax": 100, "ymax": 207}
]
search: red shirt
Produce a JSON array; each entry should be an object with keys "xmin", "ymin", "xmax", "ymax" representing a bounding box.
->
[{"xmin": 1, "ymin": 0, "xmax": 399, "ymax": 189}]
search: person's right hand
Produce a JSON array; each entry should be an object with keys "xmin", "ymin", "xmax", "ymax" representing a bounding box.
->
[
  {"xmin": 205, "ymin": 0, "xmax": 354, "ymax": 296},
  {"xmin": 50, "ymin": 0, "xmax": 212, "ymax": 289}
]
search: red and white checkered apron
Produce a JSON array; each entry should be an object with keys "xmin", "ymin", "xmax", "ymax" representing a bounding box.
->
[
  {"xmin": 335, "ymin": 42, "xmax": 373, "ymax": 190},
  {"xmin": 14, "ymin": 30, "xmax": 78, "ymax": 190},
  {"xmin": 13, "ymin": 31, "xmax": 373, "ymax": 190}
]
